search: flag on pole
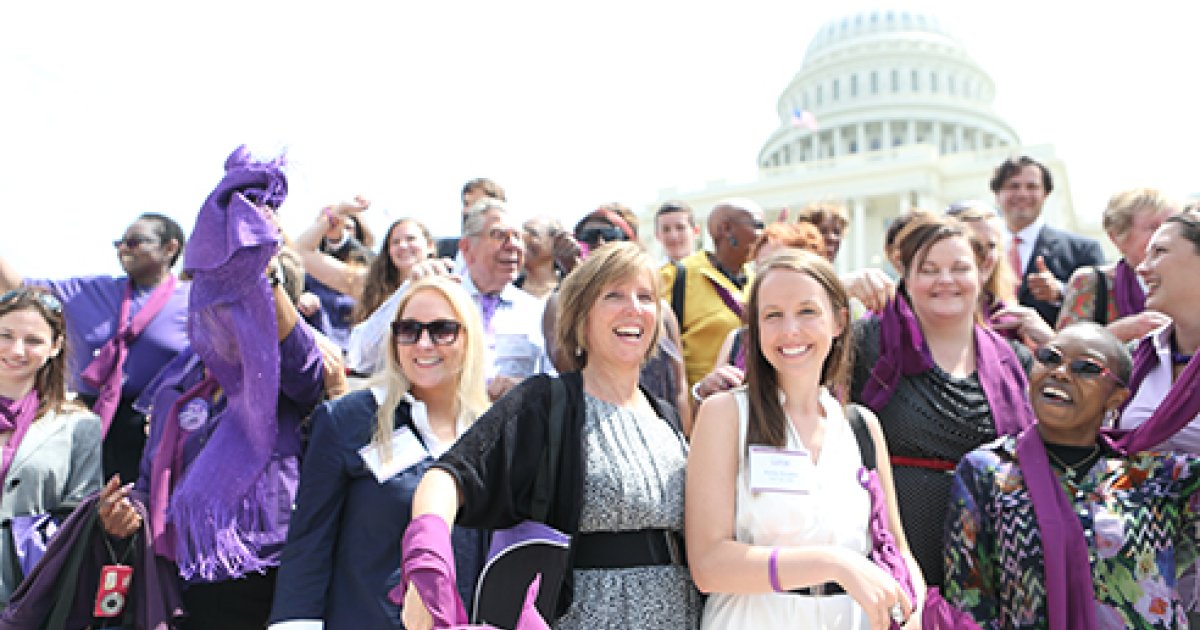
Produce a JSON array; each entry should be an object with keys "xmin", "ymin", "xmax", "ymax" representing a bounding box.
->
[{"xmin": 790, "ymin": 107, "xmax": 819, "ymax": 130}]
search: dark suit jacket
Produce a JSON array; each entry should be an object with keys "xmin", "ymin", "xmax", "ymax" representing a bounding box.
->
[{"xmin": 1018, "ymin": 224, "xmax": 1105, "ymax": 325}]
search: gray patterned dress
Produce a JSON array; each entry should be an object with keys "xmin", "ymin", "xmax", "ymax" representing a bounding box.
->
[{"xmin": 554, "ymin": 394, "xmax": 701, "ymax": 630}]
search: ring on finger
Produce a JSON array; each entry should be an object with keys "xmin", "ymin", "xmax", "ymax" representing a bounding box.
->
[{"xmin": 889, "ymin": 603, "xmax": 905, "ymax": 624}]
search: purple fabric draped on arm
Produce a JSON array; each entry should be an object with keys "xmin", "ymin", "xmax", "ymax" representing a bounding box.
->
[
  {"xmin": 162, "ymin": 145, "xmax": 288, "ymax": 580},
  {"xmin": 396, "ymin": 514, "xmax": 549, "ymax": 630},
  {"xmin": 863, "ymin": 293, "xmax": 1033, "ymax": 436},
  {"xmin": 1111, "ymin": 260, "xmax": 1145, "ymax": 319},
  {"xmin": 0, "ymin": 391, "xmax": 40, "ymax": 504},
  {"xmin": 1014, "ymin": 325, "xmax": 1200, "ymax": 630}
]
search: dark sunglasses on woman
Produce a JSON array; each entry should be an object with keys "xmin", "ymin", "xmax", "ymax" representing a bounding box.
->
[
  {"xmin": 577, "ymin": 226, "xmax": 627, "ymax": 247},
  {"xmin": 392, "ymin": 319, "xmax": 462, "ymax": 345},
  {"xmin": 1034, "ymin": 346, "xmax": 1125, "ymax": 387}
]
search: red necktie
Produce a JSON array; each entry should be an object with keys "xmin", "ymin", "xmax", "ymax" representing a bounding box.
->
[{"xmin": 1008, "ymin": 235, "xmax": 1023, "ymax": 276}]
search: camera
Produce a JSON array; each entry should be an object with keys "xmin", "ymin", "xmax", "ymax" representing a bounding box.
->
[{"xmin": 93, "ymin": 564, "xmax": 133, "ymax": 618}]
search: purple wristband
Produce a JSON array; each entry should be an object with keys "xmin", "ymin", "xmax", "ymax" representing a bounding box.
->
[{"xmin": 768, "ymin": 547, "xmax": 784, "ymax": 592}]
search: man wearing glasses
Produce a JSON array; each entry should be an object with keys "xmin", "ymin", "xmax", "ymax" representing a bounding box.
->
[
  {"xmin": 0, "ymin": 213, "xmax": 190, "ymax": 484},
  {"xmin": 660, "ymin": 198, "xmax": 764, "ymax": 392},
  {"xmin": 349, "ymin": 200, "xmax": 550, "ymax": 401}
]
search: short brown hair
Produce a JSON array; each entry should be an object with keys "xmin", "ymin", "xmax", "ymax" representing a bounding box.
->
[
  {"xmin": 554, "ymin": 242, "xmax": 661, "ymax": 372},
  {"xmin": 750, "ymin": 222, "xmax": 825, "ymax": 260},
  {"xmin": 990, "ymin": 156, "xmax": 1053, "ymax": 195}
]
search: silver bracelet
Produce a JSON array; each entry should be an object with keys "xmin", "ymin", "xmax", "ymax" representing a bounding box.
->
[{"xmin": 691, "ymin": 381, "xmax": 706, "ymax": 403}]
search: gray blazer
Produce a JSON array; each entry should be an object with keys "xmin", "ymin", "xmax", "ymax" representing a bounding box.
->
[{"xmin": 0, "ymin": 407, "xmax": 103, "ymax": 605}]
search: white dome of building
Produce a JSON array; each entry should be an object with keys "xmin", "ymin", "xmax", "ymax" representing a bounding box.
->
[
  {"xmin": 759, "ymin": 9, "xmax": 1019, "ymax": 169},
  {"xmin": 653, "ymin": 9, "xmax": 1077, "ymax": 273}
]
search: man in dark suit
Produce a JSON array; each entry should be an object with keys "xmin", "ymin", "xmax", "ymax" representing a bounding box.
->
[{"xmin": 992, "ymin": 156, "xmax": 1105, "ymax": 325}]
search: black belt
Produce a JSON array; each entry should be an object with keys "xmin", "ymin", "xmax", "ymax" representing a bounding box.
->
[
  {"xmin": 573, "ymin": 529, "xmax": 686, "ymax": 569},
  {"xmin": 789, "ymin": 582, "xmax": 845, "ymax": 596}
]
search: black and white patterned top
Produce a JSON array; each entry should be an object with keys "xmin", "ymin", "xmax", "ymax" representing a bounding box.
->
[{"xmin": 554, "ymin": 393, "xmax": 700, "ymax": 630}]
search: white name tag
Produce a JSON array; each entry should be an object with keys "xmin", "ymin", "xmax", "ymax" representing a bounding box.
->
[
  {"xmin": 358, "ymin": 427, "xmax": 429, "ymax": 483},
  {"xmin": 748, "ymin": 446, "xmax": 814, "ymax": 494}
]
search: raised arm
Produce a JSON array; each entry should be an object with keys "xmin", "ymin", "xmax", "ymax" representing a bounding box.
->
[{"xmin": 0, "ymin": 254, "xmax": 24, "ymax": 292}]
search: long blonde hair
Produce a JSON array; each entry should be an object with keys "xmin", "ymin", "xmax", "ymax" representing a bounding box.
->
[{"xmin": 368, "ymin": 276, "xmax": 488, "ymax": 461}]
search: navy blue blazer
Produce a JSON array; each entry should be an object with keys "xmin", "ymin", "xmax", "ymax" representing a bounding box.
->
[
  {"xmin": 269, "ymin": 390, "xmax": 488, "ymax": 629},
  {"xmin": 1017, "ymin": 224, "xmax": 1105, "ymax": 325}
]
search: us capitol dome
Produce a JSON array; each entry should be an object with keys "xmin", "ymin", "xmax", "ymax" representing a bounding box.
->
[{"xmin": 653, "ymin": 9, "xmax": 1078, "ymax": 272}]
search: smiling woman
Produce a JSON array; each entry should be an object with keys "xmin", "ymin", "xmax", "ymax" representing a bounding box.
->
[{"xmin": 945, "ymin": 322, "xmax": 1200, "ymax": 629}]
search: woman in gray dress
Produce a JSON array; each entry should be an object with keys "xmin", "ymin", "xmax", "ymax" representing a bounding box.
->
[{"xmin": 402, "ymin": 242, "xmax": 699, "ymax": 630}]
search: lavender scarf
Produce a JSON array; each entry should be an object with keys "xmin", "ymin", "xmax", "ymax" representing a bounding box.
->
[
  {"xmin": 0, "ymin": 391, "xmax": 40, "ymax": 500},
  {"xmin": 861, "ymin": 292, "xmax": 1033, "ymax": 437},
  {"xmin": 157, "ymin": 145, "xmax": 287, "ymax": 580},
  {"xmin": 1015, "ymin": 325, "xmax": 1200, "ymax": 630},
  {"xmin": 1111, "ymin": 259, "xmax": 1146, "ymax": 319}
]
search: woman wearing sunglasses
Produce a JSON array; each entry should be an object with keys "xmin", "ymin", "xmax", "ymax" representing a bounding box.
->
[
  {"xmin": 269, "ymin": 276, "xmax": 489, "ymax": 629},
  {"xmin": 0, "ymin": 214, "xmax": 189, "ymax": 487},
  {"xmin": 0, "ymin": 288, "xmax": 102, "ymax": 606},
  {"xmin": 944, "ymin": 322, "xmax": 1200, "ymax": 628}
]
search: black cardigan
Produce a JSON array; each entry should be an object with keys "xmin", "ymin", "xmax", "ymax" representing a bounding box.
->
[{"xmin": 434, "ymin": 370, "xmax": 683, "ymax": 617}]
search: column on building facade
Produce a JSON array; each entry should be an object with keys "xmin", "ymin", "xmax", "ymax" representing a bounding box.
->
[
  {"xmin": 856, "ymin": 123, "xmax": 865, "ymax": 154},
  {"xmin": 931, "ymin": 123, "xmax": 942, "ymax": 153},
  {"xmin": 956, "ymin": 124, "xmax": 966, "ymax": 152},
  {"xmin": 882, "ymin": 120, "xmax": 893, "ymax": 149},
  {"xmin": 831, "ymin": 126, "xmax": 843, "ymax": 157},
  {"xmin": 917, "ymin": 193, "xmax": 938, "ymax": 212},
  {"xmin": 906, "ymin": 119, "xmax": 916, "ymax": 144},
  {"xmin": 851, "ymin": 197, "xmax": 867, "ymax": 272}
]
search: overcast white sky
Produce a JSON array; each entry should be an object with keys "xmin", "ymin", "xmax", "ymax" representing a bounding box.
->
[{"xmin": 3, "ymin": 0, "xmax": 1197, "ymax": 278}]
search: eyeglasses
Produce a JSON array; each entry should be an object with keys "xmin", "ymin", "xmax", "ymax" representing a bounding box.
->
[
  {"xmin": 1034, "ymin": 346, "xmax": 1125, "ymax": 387},
  {"xmin": 736, "ymin": 217, "xmax": 766, "ymax": 231},
  {"xmin": 113, "ymin": 236, "xmax": 159, "ymax": 249},
  {"xmin": 392, "ymin": 319, "xmax": 463, "ymax": 345},
  {"xmin": 484, "ymin": 228, "xmax": 522, "ymax": 244},
  {"xmin": 0, "ymin": 289, "xmax": 63, "ymax": 314},
  {"xmin": 577, "ymin": 226, "xmax": 627, "ymax": 246}
]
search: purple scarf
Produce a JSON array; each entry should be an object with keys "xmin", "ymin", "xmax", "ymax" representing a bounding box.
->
[
  {"xmin": 1112, "ymin": 260, "xmax": 1145, "ymax": 319},
  {"xmin": 79, "ymin": 275, "xmax": 178, "ymax": 433},
  {"xmin": 862, "ymin": 293, "xmax": 1033, "ymax": 437},
  {"xmin": 705, "ymin": 275, "xmax": 745, "ymax": 320},
  {"xmin": 157, "ymin": 145, "xmax": 287, "ymax": 580},
  {"xmin": 0, "ymin": 391, "xmax": 40, "ymax": 500},
  {"xmin": 1015, "ymin": 326, "xmax": 1200, "ymax": 630},
  {"xmin": 983, "ymin": 293, "xmax": 1020, "ymax": 342}
]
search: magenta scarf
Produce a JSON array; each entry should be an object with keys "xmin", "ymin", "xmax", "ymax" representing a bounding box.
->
[
  {"xmin": 79, "ymin": 276, "xmax": 178, "ymax": 434},
  {"xmin": 862, "ymin": 292, "xmax": 1034, "ymax": 437},
  {"xmin": 0, "ymin": 391, "xmax": 40, "ymax": 500},
  {"xmin": 1015, "ymin": 327, "xmax": 1200, "ymax": 630},
  {"xmin": 1111, "ymin": 260, "xmax": 1145, "ymax": 319},
  {"xmin": 160, "ymin": 145, "xmax": 287, "ymax": 580}
]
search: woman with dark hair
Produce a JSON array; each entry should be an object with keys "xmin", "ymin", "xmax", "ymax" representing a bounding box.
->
[
  {"xmin": 402, "ymin": 242, "xmax": 699, "ymax": 630},
  {"xmin": 0, "ymin": 213, "xmax": 189, "ymax": 486},
  {"xmin": 1057, "ymin": 188, "xmax": 1176, "ymax": 342},
  {"xmin": 850, "ymin": 214, "xmax": 1034, "ymax": 588},
  {"xmin": 687, "ymin": 250, "xmax": 922, "ymax": 629},
  {"xmin": 0, "ymin": 288, "xmax": 102, "ymax": 605},
  {"xmin": 945, "ymin": 322, "xmax": 1200, "ymax": 628}
]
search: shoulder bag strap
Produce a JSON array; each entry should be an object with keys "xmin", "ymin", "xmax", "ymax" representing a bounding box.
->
[
  {"xmin": 531, "ymin": 377, "xmax": 567, "ymax": 523},
  {"xmin": 845, "ymin": 404, "xmax": 876, "ymax": 470},
  {"xmin": 671, "ymin": 261, "xmax": 687, "ymax": 331},
  {"xmin": 1092, "ymin": 265, "xmax": 1109, "ymax": 326}
]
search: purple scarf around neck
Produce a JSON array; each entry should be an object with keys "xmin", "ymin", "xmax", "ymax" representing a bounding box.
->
[
  {"xmin": 79, "ymin": 275, "xmax": 178, "ymax": 433},
  {"xmin": 158, "ymin": 145, "xmax": 287, "ymax": 580},
  {"xmin": 0, "ymin": 391, "xmax": 40, "ymax": 500},
  {"xmin": 861, "ymin": 292, "xmax": 1034, "ymax": 437},
  {"xmin": 1111, "ymin": 259, "xmax": 1146, "ymax": 319},
  {"xmin": 1015, "ymin": 325, "xmax": 1200, "ymax": 630}
]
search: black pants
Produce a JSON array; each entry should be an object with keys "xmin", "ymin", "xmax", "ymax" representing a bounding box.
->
[
  {"xmin": 181, "ymin": 569, "xmax": 278, "ymax": 630},
  {"xmin": 80, "ymin": 395, "xmax": 148, "ymax": 484}
]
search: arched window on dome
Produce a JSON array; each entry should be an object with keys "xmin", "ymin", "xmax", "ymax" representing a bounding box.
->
[
  {"xmin": 832, "ymin": 78, "xmax": 840, "ymax": 101},
  {"xmin": 930, "ymin": 71, "xmax": 938, "ymax": 93},
  {"xmin": 891, "ymin": 69, "xmax": 900, "ymax": 92},
  {"xmin": 816, "ymin": 85, "xmax": 823, "ymax": 106},
  {"xmin": 948, "ymin": 74, "xmax": 957, "ymax": 96},
  {"xmin": 850, "ymin": 75, "xmax": 858, "ymax": 98},
  {"xmin": 911, "ymin": 69, "xmax": 920, "ymax": 92},
  {"xmin": 870, "ymin": 71, "xmax": 878, "ymax": 95}
]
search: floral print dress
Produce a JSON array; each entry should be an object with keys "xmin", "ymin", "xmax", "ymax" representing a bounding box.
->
[{"xmin": 944, "ymin": 436, "xmax": 1200, "ymax": 629}]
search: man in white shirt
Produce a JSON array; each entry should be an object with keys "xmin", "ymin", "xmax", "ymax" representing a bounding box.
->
[{"xmin": 992, "ymin": 156, "xmax": 1104, "ymax": 325}]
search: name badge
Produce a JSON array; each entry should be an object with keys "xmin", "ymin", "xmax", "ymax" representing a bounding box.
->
[
  {"xmin": 748, "ymin": 446, "xmax": 814, "ymax": 494},
  {"xmin": 358, "ymin": 427, "xmax": 429, "ymax": 483}
]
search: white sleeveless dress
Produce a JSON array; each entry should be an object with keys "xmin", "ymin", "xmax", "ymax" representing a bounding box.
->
[{"xmin": 700, "ymin": 388, "xmax": 872, "ymax": 630}]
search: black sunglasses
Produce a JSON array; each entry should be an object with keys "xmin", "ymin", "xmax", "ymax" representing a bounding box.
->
[
  {"xmin": 392, "ymin": 319, "xmax": 463, "ymax": 346},
  {"xmin": 577, "ymin": 226, "xmax": 627, "ymax": 246},
  {"xmin": 0, "ymin": 289, "xmax": 63, "ymax": 314},
  {"xmin": 113, "ymin": 236, "xmax": 159, "ymax": 250},
  {"xmin": 1034, "ymin": 346, "xmax": 1125, "ymax": 387}
]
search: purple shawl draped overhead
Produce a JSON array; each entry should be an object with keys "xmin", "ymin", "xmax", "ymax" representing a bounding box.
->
[
  {"xmin": 1015, "ymin": 325, "xmax": 1200, "ymax": 630},
  {"xmin": 1112, "ymin": 260, "xmax": 1145, "ymax": 319},
  {"xmin": 862, "ymin": 291, "xmax": 1034, "ymax": 437},
  {"xmin": 167, "ymin": 145, "xmax": 287, "ymax": 579}
]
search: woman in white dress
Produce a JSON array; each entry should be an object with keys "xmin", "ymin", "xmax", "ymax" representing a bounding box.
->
[{"xmin": 686, "ymin": 250, "xmax": 924, "ymax": 630}]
